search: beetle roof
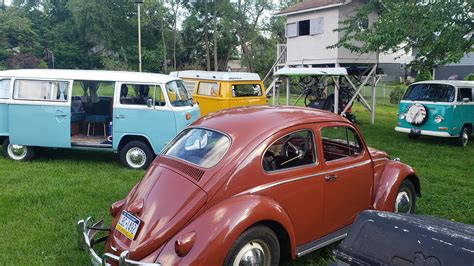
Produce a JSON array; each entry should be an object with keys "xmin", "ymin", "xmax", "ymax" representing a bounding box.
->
[
  {"xmin": 192, "ymin": 105, "xmax": 348, "ymax": 139},
  {"xmin": 0, "ymin": 69, "xmax": 178, "ymax": 83}
]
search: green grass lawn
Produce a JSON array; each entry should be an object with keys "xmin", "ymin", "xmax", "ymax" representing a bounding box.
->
[{"xmin": 0, "ymin": 103, "xmax": 473, "ymax": 265}]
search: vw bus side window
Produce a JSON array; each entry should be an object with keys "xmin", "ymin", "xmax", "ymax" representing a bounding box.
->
[
  {"xmin": 232, "ymin": 84, "xmax": 262, "ymax": 97},
  {"xmin": 0, "ymin": 79, "xmax": 11, "ymax": 99},
  {"xmin": 165, "ymin": 80, "xmax": 193, "ymax": 107},
  {"xmin": 120, "ymin": 84, "xmax": 153, "ymax": 106},
  {"xmin": 403, "ymin": 84, "xmax": 455, "ymax": 102},
  {"xmin": 458, "ymin": 88, "xmax": 473, "ymax": 102},
  {"xmin": 197, "ymin": 82, "xmax": 218, "ymax": 97},
  {"xmin": 13, "ymin": 79, "xmax": 69, "ymax": 101}
]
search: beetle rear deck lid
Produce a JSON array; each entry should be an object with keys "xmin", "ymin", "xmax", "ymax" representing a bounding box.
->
[{"xmin": 158, "ymin": 157, "xmax": 205, "ymax": 182}]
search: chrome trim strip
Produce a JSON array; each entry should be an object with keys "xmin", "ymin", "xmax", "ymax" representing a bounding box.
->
[
  {"xmin": 371, "ymin": 158, "xmax": 388, "ymax": 162},
  {"xmin": 296, "ymin": 226, "xmax": 351, "ymax": 257},
  {"xmin": 297, "ymin": 233, "xmax": 347, "ymax": 257},
  {"xmin": 237, "ymin": 160, "xmax": 372, "ymax": 196}
]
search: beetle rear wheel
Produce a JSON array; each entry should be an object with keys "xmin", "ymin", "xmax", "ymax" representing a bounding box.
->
[
  {"xmin": 2, "ymin": 138, "xmax": 35, "ymax": 161},
  {"xmin": 394, "ymin": 179, "xmax": 416, "ymax": 214},
  {"xmin": 224, "ymin": 226, "xmax": 280, "ymax": 266},
  {"xmin": 120, "ymin": 140, "xmax": 154, "ymax": 169}
]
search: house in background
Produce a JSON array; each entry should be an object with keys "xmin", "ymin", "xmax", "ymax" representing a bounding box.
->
[
  {"xmin": 434, "ymin": 53, "xmax": 474, "ymax": 80},
  {"xmin": 274, "ymin": 0, "xmax": 413, "ymax": 82}
]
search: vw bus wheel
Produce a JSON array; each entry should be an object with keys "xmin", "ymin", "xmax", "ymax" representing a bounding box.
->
[
  {"xmin": 224, "ymin": 226, "xmax": 280, "ymax": 266},
  {"xmin": 2, "ymin": 138, "xmax": 35, "ymax": 161},
  {"xmin": 394, "ymin": 179, "xmax": 416, "ymax": 214},
  {"xmin": 456, "ymin": 126, "xmax": 469, "ymax": 147},
  {"xmin": 120, "ymin": 141, "xmax": 153, "ymax": 169}
]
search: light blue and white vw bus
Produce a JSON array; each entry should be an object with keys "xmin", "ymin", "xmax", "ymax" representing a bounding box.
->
[
  {"xmin": 395, "ymin": 80, "xmax": 474, "ymax": 147},
  {"xmin": 0, "ymin": 69, "xmax": 200, "ymax": 169}
]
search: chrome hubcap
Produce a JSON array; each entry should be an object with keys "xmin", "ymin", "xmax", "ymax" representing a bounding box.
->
[
  {"xmin": 395, "ymin": 191, "xmax": 411, "ymax": 213},
  {"xmin": 462, "ymin": 132, "xmax": 468, "ymax": 146},
  {"xmin": 233, "ymin": 240, "xmax": 270, "ymax": 266},
  {"xmin": 126, "ymin": 148, "xmax": 146, "ymax": 168},
  {"xmin": 7, "ymin": 144, "xmax": 27, "ymax": 160}
]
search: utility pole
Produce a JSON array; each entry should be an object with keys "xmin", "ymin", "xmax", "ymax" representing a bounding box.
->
[{"xmin": 135, "ymin": 0, "xmax": 143, "ymax": 72}]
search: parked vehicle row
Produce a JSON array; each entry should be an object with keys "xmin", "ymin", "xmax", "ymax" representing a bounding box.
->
[{"xmin": 78, "ymin": 106, "xmax": 420, "ymax": 265}]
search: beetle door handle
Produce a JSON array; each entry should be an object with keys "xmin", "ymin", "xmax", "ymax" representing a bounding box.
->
[
  {"xmin": 325, "ymin": 175, "xmax": 338, "ymax": 181},
  {"xmin": 115, "ymin": 115, "xmax": 125, "ymax": 119},
  {"xmin": 55, "ymin": 114, "xmax": 67, "ymax": 117}
]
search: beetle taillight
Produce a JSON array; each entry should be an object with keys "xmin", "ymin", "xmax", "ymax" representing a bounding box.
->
[
  {"xmin": 110, "ymin": 199, "xmax": 126, "ymax": 217},
  {"xmin": 175, "ymin": 231, "xmax": 196, "ymax": 257}
]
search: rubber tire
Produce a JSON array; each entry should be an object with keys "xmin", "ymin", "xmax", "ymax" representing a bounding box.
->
[
  {"xmin": 224, "ymin": 225, "xmax": 280, "ymax": 266},
  {"xmin": 408, "ymin": 133, "xmax": 420, "ymax": 139},
  {"xmin": 456, "ymin": 126, "xmax": 469, "ymax": 147},
  {"xmin": 395, "ymin": 179, "xmax": 416, "ymax": 214},
  {"xmin": 119, "ymin": 140, "xmax": 154, "ymax": 169},
  {"xmin": 2, "ymin": 138, "xmax": 35, "ymax": 161}
]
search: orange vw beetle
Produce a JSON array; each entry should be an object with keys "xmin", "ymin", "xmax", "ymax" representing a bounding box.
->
[{"xmin": 78, "ymin": 106, "xmax": 420, "ymax": 265}]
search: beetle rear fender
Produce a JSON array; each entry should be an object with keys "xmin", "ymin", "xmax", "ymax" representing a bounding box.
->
[
  {"xmin": 152, "ymin": 194, "xmax": 296, "ymax": 265},
  {"xmin": 372, "ymin": 161, "xmax": 420, "ymax": 211}
]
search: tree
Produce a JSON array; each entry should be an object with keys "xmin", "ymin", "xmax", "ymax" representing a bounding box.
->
[
  {"xmin": 332, "ymin": 0, "xmax": 473, "ymax": 71},
  {"xmin": 233, "ymin": 0, "xmax": 274, "ymax": 72}
]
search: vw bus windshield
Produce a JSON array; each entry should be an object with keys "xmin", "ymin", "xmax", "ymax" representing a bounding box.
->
[
  {"xmin": 403, "ymin": 84, "xmax": 455, "ymax": 102},
  {"xmin": 165, "ymin": 80, "xmax": 193, "ymax": 107},
  {"xmin": 164, "ymin": 128, "xmax": 231, "ymax": 168}
]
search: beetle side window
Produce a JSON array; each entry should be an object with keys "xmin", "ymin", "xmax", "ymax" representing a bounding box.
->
[
  {"xmin": 321, "ymin": 127, "xmax": 362, "ymax": 162},
  {"xmin": 197, "ymin": 82, "xmax": 218, "ymax": 97},
  {"xmin": 263, "ymin": 130, "xmax": 316, "ymax": 172},
  {"xmin": 232, "ymin": 84, "xmax": 262, "ymax": 97},
  {"xmin": 0, "ymin": 79, "xmax": 10, "ymax": 99},
  {"xmin": 13, "ymin": 79, "xmax": 69, "ymax": 101}
]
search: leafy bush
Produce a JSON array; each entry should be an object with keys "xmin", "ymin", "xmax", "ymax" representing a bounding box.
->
[
  {"xmin": 390, "ymin": 87, "xmax": 406, "ymax": 104},
  {"xmin": 415, "ymin": 69, "xmax": 433, "ymax": 82},
  {"xmin": 464, "ymin": 73, "xmax": 474, "ymax": 81}
]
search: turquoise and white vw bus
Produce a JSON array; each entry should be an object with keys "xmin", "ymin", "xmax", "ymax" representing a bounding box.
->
[
  {"xmin": 395, "ymin": 80, "xmax": 474, "ymax": 147},
  {"xmin": 0, "ymin": 69, "xmax": 200, "ymax": 169}
]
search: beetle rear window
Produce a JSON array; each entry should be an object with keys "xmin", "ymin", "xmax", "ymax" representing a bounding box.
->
[{"xmin": 163, "ymin": 128, "xmax": 230, "ymax": 168}]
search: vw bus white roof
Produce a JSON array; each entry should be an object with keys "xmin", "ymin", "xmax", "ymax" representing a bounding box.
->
[
  {"xmin": 169, "ymin": 70, "xmax": 261, "ymax": 81},
  {"xmin": 0, "ymin": 69, "xmax": 179, "ymax": 83}
]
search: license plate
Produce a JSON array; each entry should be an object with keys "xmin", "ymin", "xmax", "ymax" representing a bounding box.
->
[
  {"xmin": 116, "ymin": 211, "xmax": 141, "ymax": 240},
  {"xmin": 410, "ymin": 128, "xmax": 421, "ymax": 134}
]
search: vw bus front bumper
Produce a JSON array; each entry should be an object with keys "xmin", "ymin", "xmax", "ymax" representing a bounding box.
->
[
  {"xmin": 77, "ymin": 217, "xmax": 160, "ymax": 266},
  {"xmin": 395, "ymin": 127, "xmax": 455, "ymax": 137}
]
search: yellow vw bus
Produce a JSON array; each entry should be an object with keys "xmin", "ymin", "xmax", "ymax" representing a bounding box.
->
[{"xmin": 170, "ymin": 71, "xmax": 267, "ymax": 115}]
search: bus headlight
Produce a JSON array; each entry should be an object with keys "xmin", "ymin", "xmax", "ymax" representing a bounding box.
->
[
  {"xmin": 399, "ymin": 113, "xmax": 406, "ymax": 120},
  {"xmin": 434, "ymin": 115, "xmax": 444, "ymax": 124}
]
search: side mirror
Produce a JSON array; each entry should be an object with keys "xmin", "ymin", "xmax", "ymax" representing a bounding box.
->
[
  {"xmin": 462, "ymin": 98, "xmax": 470, "ymax": 103},
  {"xmin": 146, "ymin": 98, "xmax": 153, "ymax": 108}
]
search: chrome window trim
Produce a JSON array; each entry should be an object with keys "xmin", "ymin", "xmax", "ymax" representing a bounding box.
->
[
  {"xmin": 261, "ymin": 128, "xmax": 319, "ymax": 174},
  {"xmin": 238, "ymin": 159, "xmax": 372, "ymax": 196}
]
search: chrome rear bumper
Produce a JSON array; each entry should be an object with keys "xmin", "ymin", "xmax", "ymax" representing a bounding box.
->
[{"xmin": 77, "ymin": 217, "xmax": 160, "ymax": 266}]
